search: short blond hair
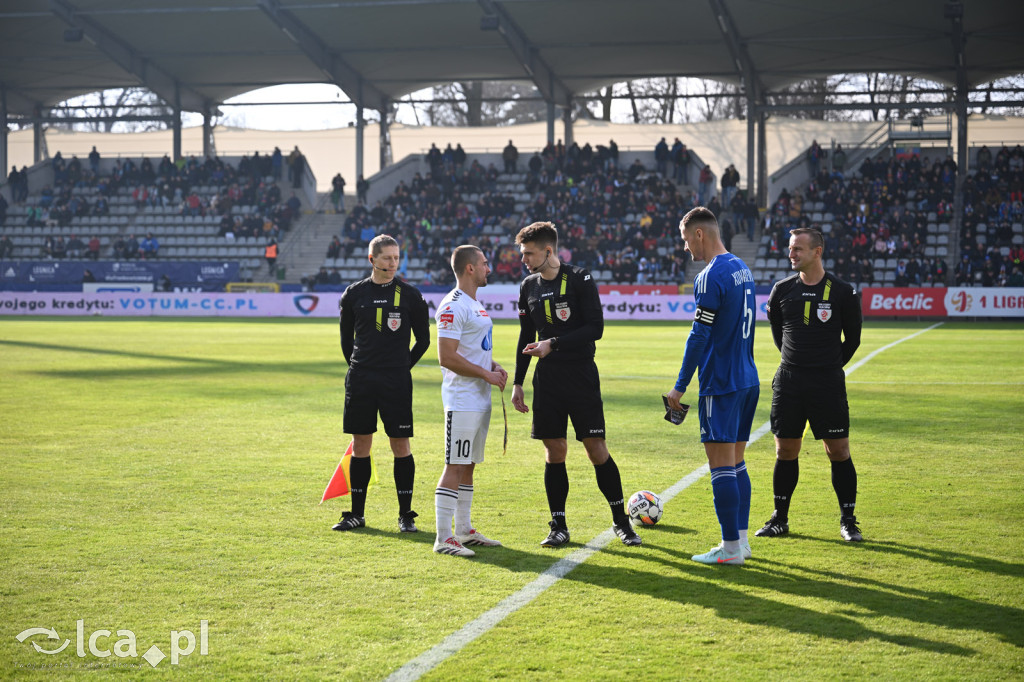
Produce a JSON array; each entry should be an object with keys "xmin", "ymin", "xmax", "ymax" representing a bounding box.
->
[{"xmin": 369, "ymin": 234, "xmax": 398, "ymax": 256}]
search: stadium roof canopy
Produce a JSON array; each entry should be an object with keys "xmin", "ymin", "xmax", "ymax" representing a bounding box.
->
[{"xmin": 1, "ymin": 0, "xmax": 1023, "ymax": 117}]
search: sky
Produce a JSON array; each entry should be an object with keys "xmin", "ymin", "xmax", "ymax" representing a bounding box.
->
[{"xmin": 187, "ymin": 82, "xmax": 637, "ymax": 131}]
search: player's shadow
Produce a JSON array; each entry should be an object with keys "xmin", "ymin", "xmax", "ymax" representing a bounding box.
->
[
  {"xmin": 330, "ymin": 526, "xmax": 436, "ymax": 546},
  {"xmin": 820, "ymin": 537, "xmax": 1024, "ymax": 578},
  {"xmin": 629, "ymin": 523, "xmax": 698, "ymax": 538},
  {"xmin": 599, "ymin": 541, "xmax": 1022, "ymax": 652},
  {"xmin": 332, "ymin": 525, "xmax": 587, "ymax": 576}
]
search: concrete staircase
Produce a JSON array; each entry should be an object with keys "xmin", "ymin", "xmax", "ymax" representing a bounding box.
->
[{"xmin": 262, "ymin": 193, "xmax": 351, "ymax": 283}]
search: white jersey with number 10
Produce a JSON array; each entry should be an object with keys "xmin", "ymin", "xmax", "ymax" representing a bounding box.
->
[{"xmin": 435, "ymin": 288, "xmax": 494, "ymax": 412}]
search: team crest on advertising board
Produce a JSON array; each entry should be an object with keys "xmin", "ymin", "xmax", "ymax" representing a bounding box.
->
[
  {"xmin": 817, "ymin": 302, "xmax": 832, "ymax": 323},
  {"xmin": 388, "ymin": 311, "xmax": 402, "ymax": 331},
  {"xmin": 555, "ymin": 302, "xmax": 571, "ymax": 321}
]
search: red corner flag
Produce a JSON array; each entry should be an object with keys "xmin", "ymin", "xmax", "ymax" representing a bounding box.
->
[{"xmin": 320, "ymin": 440, "xmax": 354, "ymax": 504}]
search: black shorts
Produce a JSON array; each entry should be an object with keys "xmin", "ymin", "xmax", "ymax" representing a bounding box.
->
[
  {"xmin": 531, "ymin": 359, "xmax": 606, "ymax": 441},
  {"xmin": 770, "ymin": 365, "xmax": 849, "ymax": 440},
  {"xmin": 344, "ymin": 366, "xmax": 414, "ymax": 438}
]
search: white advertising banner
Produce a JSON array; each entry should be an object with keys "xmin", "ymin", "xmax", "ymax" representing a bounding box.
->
[
  {"xmin": 0, "ymin": 291, "xmax": 774, "ymax": 320},
  {"xmin": 944, "ymin": 288, "xmax": 1024, "ymax": 317}
]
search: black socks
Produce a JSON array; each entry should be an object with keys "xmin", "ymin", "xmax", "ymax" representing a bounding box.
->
[
  {"xmin": 394, "ymin": 454, "xmax": 415, "ymax": 516},
  {"xmin": 594, "ymin": 457, "xmax": 628, "ymax": 524},
  {"xmin": 831, "ymin": 457, "xmax": 857, "ymax": 518},
  {"xmin": 349, "ymin": 456, "xmax": 372, "ymax": 517},
  {"xmin": 772, "ymin": 458, "xmax": 799, "ymax": 522},
  {"xmin": 544, "ymin": 462, "xmax": 569, "ymax": 528}
]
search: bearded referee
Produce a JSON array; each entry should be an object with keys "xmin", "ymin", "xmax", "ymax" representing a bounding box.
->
[
  {"xmin": 333, "ymin": 234, "xmax": 430, "ymax": 534},
  {"xmin": 756, "ymin": 227, "xmax": 864, "ymax": 542},
  {"xmin": 511, "ymin": 221, "xmax": 641, "ymax": 548}
]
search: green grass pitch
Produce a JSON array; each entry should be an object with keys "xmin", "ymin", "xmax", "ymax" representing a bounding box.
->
[{"xmin": 1, "ymin": 317, "xmax": 1022, "ymax": 679}]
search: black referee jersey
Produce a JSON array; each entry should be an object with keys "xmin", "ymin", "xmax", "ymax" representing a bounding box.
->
[
  {"xmin": 339, "ymin": 276, "xmax": 430, "ymax": 370},
  {"xmin": 514, "ymin": 262, "xmax": 603, "ymax": 385},
  {"xmin": 766, "ymin": 272, "xmax": 862, "ymax": 370}
]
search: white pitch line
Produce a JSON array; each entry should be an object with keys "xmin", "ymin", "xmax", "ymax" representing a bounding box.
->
[
  {"xmin": 844, "ymin": 322, "xmax": 943, "ymax": 375},
  {"xmin": 386, "ymin": 323, "xmax": 942, "ymax": 681},
  {"xmin": 846, "ymin": 380, "xmax": 1021, "ymax": 385}
]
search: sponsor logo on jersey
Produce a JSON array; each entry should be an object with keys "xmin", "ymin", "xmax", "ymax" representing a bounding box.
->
[
  {"xmin": 816, "ymin": 302, "xmax": 832, "ymax": 322},
  {"xmin": 387, "ymin": 311, "xmax": 402, "ymax": 331},
  {"xmin": 438, "ymin": 312, "xmax": 454, "ymax": 329}
]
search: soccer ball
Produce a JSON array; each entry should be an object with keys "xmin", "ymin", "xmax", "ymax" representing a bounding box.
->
[{"xmin": 627, "ymin": 490, "xmax": 663, "ymax": 526}]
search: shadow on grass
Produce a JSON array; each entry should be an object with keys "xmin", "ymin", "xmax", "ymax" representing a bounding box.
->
[
  {"xmin": 324, "ymin": 523, "xmax": 579, "ymax": 577},
  {"xmin": 344, "ymin": 520, "xmax": 995, "ymax": 656},
  {"xmin": 590, "ymin": 543, "xmax": 980, "ymax": 656},
  {"xmin": 2, "ymin": 338, "xmax": 442, "ymax": 382},
  {"xmin": 844, "ymin": 538, "xmax": 1024, "ymax": 578},
  {"xmin": 3, "ymin": 339, "xmax": 421, "ymax": 386}
]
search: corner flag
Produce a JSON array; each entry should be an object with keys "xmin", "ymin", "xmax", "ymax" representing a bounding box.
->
[
  {"xmin": 320, "ymin": 440, "xmax": 354, "ymax": 503},
  {"xmin": 320, "ymin": 440, "xmax": 380, "ymax": 503}
]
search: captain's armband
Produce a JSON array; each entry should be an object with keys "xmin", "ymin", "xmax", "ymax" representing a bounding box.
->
[{"xmin": 694, "ymin": 305, "xmax": 717, "ymax": 326}]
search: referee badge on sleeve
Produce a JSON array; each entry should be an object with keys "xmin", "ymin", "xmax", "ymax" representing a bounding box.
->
[
  {"xmin": 555, "ymin": 301, "xmax": 571, "ymax": 321},
  {"xmin": 388, "ymin": 311, "xmax": 402, "ymax": 331},
  {"xmin": 816, "ymin": 302, "xmax": 832, "ymax": 323}
]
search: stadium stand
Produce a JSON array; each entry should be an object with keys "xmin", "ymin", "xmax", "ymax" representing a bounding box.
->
[
  {"xmin": 753, "ymin": 144, "xmax": 1024, "ymax": 289},
  {"xmin": 303, "ymin": 140, "xmax": 735, "ymax": 291},
  {"xmin": 1, "ymin": 151, "xmax": 302, "ymax": 283}
]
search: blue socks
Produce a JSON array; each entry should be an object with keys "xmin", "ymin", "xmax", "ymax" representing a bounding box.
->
[
  {"xmin": 710, "ymin": 466, "xmax": 740, "ymax": 542},
  {"xmin": 736, "ymin": 460, "xmax": 751, "ymax": 535}
]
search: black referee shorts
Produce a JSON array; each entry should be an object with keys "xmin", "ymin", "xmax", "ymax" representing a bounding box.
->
[
  {"xmin": 770, "ymin": 365, "xmax": 849, "ymax": 440},
  {"xmin": 531, "ymin": 359, "xmax": 606, "ymax": 441},
  {"xmin": 344, "ymin": 365, "xmax": 414, "ymax": 438}
]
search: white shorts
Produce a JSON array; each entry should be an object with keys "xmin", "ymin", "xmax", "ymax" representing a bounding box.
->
[{"xmin": 444, "ymin": 409, "xmax": 491, "ymax": 465}]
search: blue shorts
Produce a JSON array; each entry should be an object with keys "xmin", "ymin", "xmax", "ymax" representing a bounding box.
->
[{"xmin": 697, "ymin": 385, "xmax": 760, "ymax": 443}]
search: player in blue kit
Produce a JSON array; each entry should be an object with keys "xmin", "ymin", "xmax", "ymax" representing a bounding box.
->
[{"xmin": 666, "ymin": 207, "xmax": 759, "ymax": 566}]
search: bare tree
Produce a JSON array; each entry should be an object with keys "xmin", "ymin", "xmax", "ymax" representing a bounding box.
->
[
  {"xmin": 594, "ymin": 85, "xmax": 614, "ymax": 121},
  {"xmin": 425, "ymin": 81, "xmax": 547, "ymax": 126},
  {"xmin": 47, "ymin": 88, "xmax": 174, "ymax": 133}
]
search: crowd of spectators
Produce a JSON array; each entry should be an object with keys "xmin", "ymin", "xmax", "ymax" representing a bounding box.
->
[
  {"xmin": 310, "ymin": 138, "xmax": 708, "ymax": 291},
  {"xmin": 2, "ymin": 149, "xmax": 298, "ymax": 261},
  {"xmin": 763, "ymin": 144, "xmax": 1024, "ymax": 287}
]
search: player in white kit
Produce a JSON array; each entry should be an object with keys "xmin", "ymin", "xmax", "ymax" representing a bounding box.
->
[{"xmin": 433, "ymin": 245, "xmax": 509, "ymax": 557}]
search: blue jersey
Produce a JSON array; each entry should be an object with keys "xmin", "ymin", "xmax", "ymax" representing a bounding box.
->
[{"xmin": 675, "ymin": 253, "xmax": 758, "ymax": 396}]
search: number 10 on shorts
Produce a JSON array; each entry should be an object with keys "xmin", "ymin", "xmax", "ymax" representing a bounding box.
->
[{"xmin": 445, "ymin": 411, "xmax": 490, "ymax": 465}]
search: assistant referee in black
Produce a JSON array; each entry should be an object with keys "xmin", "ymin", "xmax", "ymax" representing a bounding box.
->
[
  {"xmin": 511, "ymin": 221, "xmax": 641, "ymax": 548},
  {"xmin": 756, "ymin": 227, "xmax": 864, "ymax": 542},
  {"xmin": 333, "ymin": 234, "xmax": 430, "ymax": 534}
]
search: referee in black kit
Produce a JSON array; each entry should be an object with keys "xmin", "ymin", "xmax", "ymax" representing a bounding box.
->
[
  {"xmin": 333, "ymin": 234, "xmax": 430, "ymax": 534},
  {"xmin": 756, "ymin": 227, "xmax": 865, "ymax": 543},
  {"xmin": 510, "ymin": 221, "xmax": 641, "ymax": 548}
]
